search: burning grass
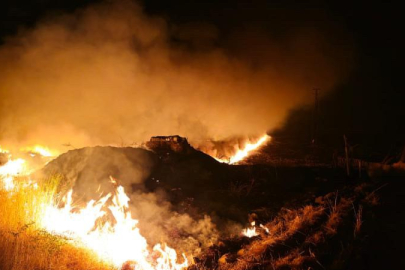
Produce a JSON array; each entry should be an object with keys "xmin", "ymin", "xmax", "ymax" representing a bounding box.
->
[
  {"xmin": 0, "ymin": 174, "xmax": 190, "ymax": 270},
  {"xmin": 0, "ymin": 229, "xmax": 113, "ymax": 270},
  {"xmin": 0, "ymin": 142, "xmax": 388, "ymax": 270},
  {"xmin": 0, "ymin": 169, "xmax": 188, "ymax": 270},
  {"xmin": 0, "ymin": 177, "xmax": 113, "ymax": 270},
  {"xmin": 0, "ymin": 166, "xmax": 191, "ymax": 270}
]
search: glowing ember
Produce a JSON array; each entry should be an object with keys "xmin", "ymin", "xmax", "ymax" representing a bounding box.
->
[
  {"xmin": 242, "ymin": 221, "xmax": 259, "ymax": 238},
  {"xmin": 260, "ymin": 224, "xmax": 270, "ymax": 234},
  {"xmin": 215, "ymin": 135, "xmax": 271, "ymax": 164},
  {"xmin": 41, "ymin": 179, "xmax": 188, "ymax": 269}
]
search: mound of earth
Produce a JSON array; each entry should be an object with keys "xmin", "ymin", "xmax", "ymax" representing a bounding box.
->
[
  {"xmin": 38, "ymin": 140, "xmax": 346, "ymax": 225},
  {"xmin": 40, "ymin": 146, "xmax": 157, "ymax": 201},
  {"xmin": 43, "ymin": 146, "xmax": 226, "ymax": 214}
]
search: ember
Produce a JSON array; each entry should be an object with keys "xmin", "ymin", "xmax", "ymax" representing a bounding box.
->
[{"xmin": 242, "ymin": 221, "xmax": 259, "ymax": 238}]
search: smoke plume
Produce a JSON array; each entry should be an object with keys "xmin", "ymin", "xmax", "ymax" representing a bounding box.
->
[
  {"xmin": 0, "ymin": 0, "xmax": 353, "ymax": 152},
  {"xmin": 41, "ymin": 146, "xmax": 220, "ymax": 255}
]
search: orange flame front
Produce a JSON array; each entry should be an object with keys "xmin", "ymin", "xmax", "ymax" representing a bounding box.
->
[
  {"xmin": 1, "ymin": 148, "xmax": 189, "ymax": 270},
  {"xmin": 214, "ymin": 135, "xmax": 271, "ymax": 164},
  {"xmin": 0, "ymin": 152, "xmax": 27, "ymax": 191},
  {"xmin": 42, "ymin": 181, "xmax": 188, "ymax": 269}
]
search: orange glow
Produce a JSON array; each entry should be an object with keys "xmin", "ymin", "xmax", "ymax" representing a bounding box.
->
[
  {"xmin": 0, "ymin": 158, "xmax": 26, "ymax": 191},
  {"xmin": 21, "ymin": 145, "xmax": 57, "ymax": 157},
  {"xmin": 260, "ymin": 224, "xmax": 270, "ymax": 234},
  {"xmin": 0, "ymin": 145, "xmax": 58, "ymax": 190},
  {"xmin": 40, "ymin": 179, "xmax": 188, "ymax": 269},
  {"xmin": 242, "ymin": 221, "xmax": 259, "ymax": 238},
  {"xmin": 1, "ymin": 148, "xmax": 189, "ymax": 269},
  {"xmin": 215, "ymin": 135, "xmax": 271, "ymax": 164}
]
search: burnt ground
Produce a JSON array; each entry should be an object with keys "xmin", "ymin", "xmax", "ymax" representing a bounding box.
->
[{"xmin": 40, "ymin": 140, "xmax": 405, "ymax": 269}]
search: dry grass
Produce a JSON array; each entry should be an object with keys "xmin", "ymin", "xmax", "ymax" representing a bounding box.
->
[
  {"xmin": 216, "ymin": 205, "xmax": 325, "ymax": 270},
  {"xmin": 229, "ymin": 179, "xmax": 256, "ymax": 198},
  {"xmin": 0, "ymin": 229, "xmax": 113, "ymax": 270},
  {"xmin": 363, "ymin": 184, "xmax": 386, "ymax": 206},
  {"xmin": 272, "ymin": 248, "xmax": 315, "ymax": 269},
  {"xmin": 0, "ymin": 177, "xmax": 113, "ymax": 270},
  {"xmin": 209, "ymin": 188, "xmax": 375, "ymax": 270},
  {"xmin": 364, "ymin": 192, "xmax": 379, "ymax": 206},
  {"xmin": 194, "ymin": 183, "xmax": 383, "ymax": 270},
  {"xmin": 353, "ymin": 205, "xmax": 363, "ymax": 238},
  {"xmin": 324, "ymin": 193, "xmax": 352, "ymax": 236}
]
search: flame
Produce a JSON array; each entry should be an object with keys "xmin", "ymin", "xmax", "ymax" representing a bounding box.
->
[
  {"xmin": 0, "ymin": 158, "xmax": 26, "ymax": 191},
  {"xmin": 41, "ymin": 180, "xmax": 188, "ymax": 269},
  {"xmin": 242, "ymin": 222, "xmax": 270, "ymax": 237},
  {"xmin": 1, "ymin": 148, "xmax": 189, "ymax": 269},
  {"xmin": 215, "ymin": 135, "xmax": 271, "ymax": 164},
  {"xmin": 21, "ymin": 145, "xmax": 57, "ymax": 157},
  {"xmin": 0, "ymin": 145, "xmax": 59, "ymax": 190},
  {"xmin": 242, "ymin": 221, "xmax": 259, "ymax": 238}
]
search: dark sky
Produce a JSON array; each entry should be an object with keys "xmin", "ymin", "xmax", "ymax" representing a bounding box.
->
[
  {"xmin": 0, "ymin": 0, "xmax": 402, "ymax": 151},
  {"xmin": 1, "ymin": 0, "xmax": 400, "ymax": 84},
  {"xmin": 1, "ymin": 0, "xmax": 400, "ymax": 50}
]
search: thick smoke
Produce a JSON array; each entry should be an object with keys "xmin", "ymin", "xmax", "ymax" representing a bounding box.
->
[
  {"xmin": 128, "ymin": 191, "xmax": 219, "ymax": 255},
  {"xmin": 0, "ymin": 0, "xmax": 353, "ymax": 152},
  {"xmin": 1, "ymin": 0, "xmax": 354, "ymax": 256}
]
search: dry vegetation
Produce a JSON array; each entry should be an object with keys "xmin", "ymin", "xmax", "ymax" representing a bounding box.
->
[
  {"xmin": 0, "ymin": 177, "xmax": 113, "ymax": 270},
  {"xmin": 0, "ymin": 172, "xmax": 382, "ymax": 270},
  {"xmin": 191, "ymin": 182, "xmax": 380, "ymax": 270}
]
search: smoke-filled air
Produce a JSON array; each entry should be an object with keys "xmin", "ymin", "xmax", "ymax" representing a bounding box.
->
[
  {"xmin": 0, "ymin": 0, "xmax": 353, "ymax": 153},
  {"xmin": 2, "ymin": 0, "xmax": 403, "ymax": 269}
]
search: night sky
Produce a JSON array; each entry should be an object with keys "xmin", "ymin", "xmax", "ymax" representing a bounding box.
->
[{"xmin": 0, "ymin": 0, "xmax": 402, "ymax": 155}]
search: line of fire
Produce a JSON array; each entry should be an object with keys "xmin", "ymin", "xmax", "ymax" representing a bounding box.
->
[{"xmin": 0, "ymin": 0, "xmax": 403, "ymax": 270}]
